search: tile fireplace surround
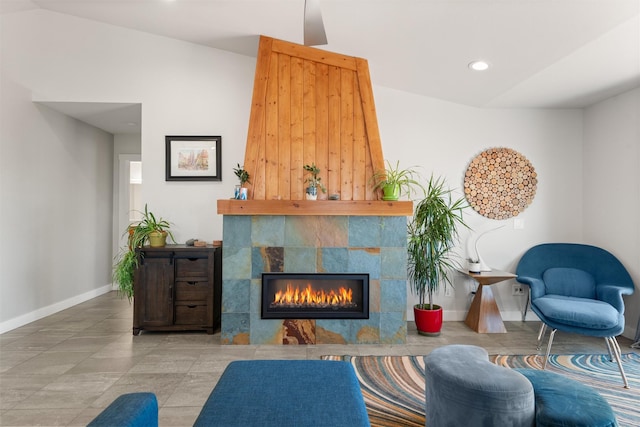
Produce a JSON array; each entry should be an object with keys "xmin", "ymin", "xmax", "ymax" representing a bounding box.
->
[{"xmin": 220, "ymin": 214, "xmax": 408, "ymax": 345}]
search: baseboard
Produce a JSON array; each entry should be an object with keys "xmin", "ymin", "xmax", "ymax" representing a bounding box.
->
[
  {"xmin": 438, "ymin": 309, "xmax": 538, "ymax": 322},
  {"xmin": 0, "ymin": 284, "xmax": 114, "ymax": 334}
]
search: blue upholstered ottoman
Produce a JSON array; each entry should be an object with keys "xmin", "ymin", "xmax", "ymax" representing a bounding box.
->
[
  {"xmin": 424, "ymin": 345, "xmax": 536, "ymax": 427},
  {"xmin": 194, "ymin": 360, "xmax": 370, "ymax": 427},
  {"xmin": 516, "ymin": 369, "xmax": 618, "ymax": 427}
]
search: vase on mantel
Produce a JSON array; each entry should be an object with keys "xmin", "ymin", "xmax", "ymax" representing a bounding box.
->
[{"xmin": 305, "ymin": 186, "xmax": 318, "ymax": 200}]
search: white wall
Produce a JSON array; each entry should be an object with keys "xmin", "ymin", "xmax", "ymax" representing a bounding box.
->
[
  {"xmin": 3, "ymin": 9, "xmax": 634, "ymax": 337},
  {"xmin": 0, "ymin": 9, "xmax": 254, "ymax": 329},
  {"xmin": 0, "ymin": 76, "xmax": 114, "ymax": 331},
  {"xmin": 583, "ymin": 88, "xmax": 640, "ymax": 339},
  {"xmin": 373, "ymin": 87, "xmax": 585, "ymax": 322}
]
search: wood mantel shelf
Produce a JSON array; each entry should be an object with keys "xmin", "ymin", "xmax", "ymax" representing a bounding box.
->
[{"xmin": 217, "ymin": 199, "xmax": 413, "ymax": 216}]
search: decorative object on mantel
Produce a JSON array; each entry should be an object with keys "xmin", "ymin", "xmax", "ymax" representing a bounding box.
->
[
  {"xmin": 408, "ymin": 175, "xmax": 469, "ymax": 336},
  {"xmin": 112, "ymin": 204, "xmax": 176, "ymax": 301},
  {"xmin": 165, "ymin": 135, "xmax": 221, "ymax": 181},
  {"xmin": 370, "ymin": 160, "xmax": 424, "ymax": 201},
  {"xmin": 303, "ymin": 163, "xmax": 327, "ymax": 200},
  {"xmin": 233, "ymin": 163, "xmax": 250, "ymax": 200},
  {"xmin": 463, "ymin": 147, "xmax": 537, "ymax": 219}
]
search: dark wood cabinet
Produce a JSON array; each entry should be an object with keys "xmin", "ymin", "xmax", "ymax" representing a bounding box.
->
[{"xmin": 133, "ymin": 244, "xmax": 222, "ymax": 335}]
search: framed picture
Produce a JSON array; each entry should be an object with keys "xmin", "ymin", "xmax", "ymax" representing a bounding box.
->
[{"xmin": 165, "ymin": 135, "xmax": 221, "ymax": 181}]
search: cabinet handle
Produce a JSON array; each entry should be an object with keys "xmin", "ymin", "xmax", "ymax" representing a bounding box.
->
[
  {"xmin": 187, "ymin": 305, "xmax": 197, "ymax": 308},
  {"xmin": 188, "ymin": 281, "xmax": 197, "ymax": 286},
  {"xmin": 188, "ymin": 257, "xmax": 199, "ymax": 261}
]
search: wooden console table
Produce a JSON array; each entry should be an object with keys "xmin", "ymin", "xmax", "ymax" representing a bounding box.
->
[{"xmin": 459, "ymin": 269, "xmax": 516, "ymax": 333}]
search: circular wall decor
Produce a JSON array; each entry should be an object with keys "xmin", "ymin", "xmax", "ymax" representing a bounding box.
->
[{"xmin": 463, "ymin": 147, "xmax": 537, "ymax": 220}]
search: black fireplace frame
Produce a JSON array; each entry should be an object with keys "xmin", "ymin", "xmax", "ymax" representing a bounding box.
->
[{"xmin": 261, "ymin": 273, "xmax": 370, "ymax": 319}]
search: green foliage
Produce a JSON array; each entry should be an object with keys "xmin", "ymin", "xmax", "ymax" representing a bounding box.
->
[
  {"xmin": 128, "ymin": 204, "xmax": 175, "ymax": 248},
  {"xmin": 233, "ymin": 163, "xmax": 251, "ymax": 185},
  {"xmin": 112, "ymin": 249, "xmax": 137, "ymax": 301},
  {"xmin": 303, "ymin": 163, "xmax": 327, "ymax": 193},
  {"xmin": 370, "ymin": 160, "xmax": 425, "ymax": 199},
  {"xmin": 112, "ymin": 204, "xmax": 175, "ymax": 301},
  {"xmin": 407, "ymin": 175, "xmax": 468, "ymax": 309}
]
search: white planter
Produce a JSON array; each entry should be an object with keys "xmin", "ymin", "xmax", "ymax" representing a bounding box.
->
[{"xmin": 468, "ymin": 261, "xmax": 482, "ymax": 273}]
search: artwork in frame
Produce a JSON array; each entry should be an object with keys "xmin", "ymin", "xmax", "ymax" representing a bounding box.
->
[{"xmin": 165, "ymin": 135, "xmax": 221, "ymax": 181}]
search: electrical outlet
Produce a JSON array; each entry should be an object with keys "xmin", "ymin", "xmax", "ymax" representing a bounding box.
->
[
  {"xmin": 444, "ymin": 286, "xmax": 453, "ymax": 297},
  {"xmin": 512, "ymin": 284, "xmax": 525, "ymax": 296}
]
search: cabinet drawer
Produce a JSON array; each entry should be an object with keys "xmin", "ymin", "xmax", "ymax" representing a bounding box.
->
[
  {"xmin": 175, "ymin": 304, "xmax": 208, "ymax": 325},
  {"xmin": 175, "ymin": 257, "xmax": 210, "ymax": 278},
  {"xmin": 175, "ymin": 280, "xmax": 209, "ymax": 301}
]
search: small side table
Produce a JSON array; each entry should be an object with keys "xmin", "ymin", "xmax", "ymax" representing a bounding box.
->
[{"xmin": 459, "ymin": 269, "xmax": 516, "ymax": 333}]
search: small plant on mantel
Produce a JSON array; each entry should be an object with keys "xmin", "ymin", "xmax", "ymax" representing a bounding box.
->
[
  {"xmin": 370, "ymin": 160, "xmax": 424, "ymax": 201},
  {"xmin": 233, "ymin": 163, "xmax": 251, "ymax": 186},
  {"xmin": 303, "ymin": 163, "xmax": 327, "ymax": 200},
  {"xmin": 233, "ymin": 163, "xmax": 250, "ymax": 199}
]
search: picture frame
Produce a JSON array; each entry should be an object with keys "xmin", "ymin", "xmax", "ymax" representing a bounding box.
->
[{"xmin": 165, "ymin": 135, "xmax": 221, "ymax": 181}]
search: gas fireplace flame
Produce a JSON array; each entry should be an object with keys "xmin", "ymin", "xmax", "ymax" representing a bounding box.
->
[{"xmin": 272, "ymin": 282, "xmax": 355, "ymax": 309}]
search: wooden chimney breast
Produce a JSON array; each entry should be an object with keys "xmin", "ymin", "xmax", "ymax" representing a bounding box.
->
[{"xmin": 218, "ymin": 36, "xmax": 412, "ymax": 216}]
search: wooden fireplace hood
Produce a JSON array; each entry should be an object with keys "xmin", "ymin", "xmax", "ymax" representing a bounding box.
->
[{"xmin": 218, "ymin": 36, "xmax": 411, "ymax": 216}]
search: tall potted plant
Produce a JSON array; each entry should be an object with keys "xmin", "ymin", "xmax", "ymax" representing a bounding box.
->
[
  {"xmin": 370, "ymin": 160, "xmax": 424, "ymax": 201},
  {"xmin": 407, "ymin": 175, "xmax": 468, "ymax": 336}
]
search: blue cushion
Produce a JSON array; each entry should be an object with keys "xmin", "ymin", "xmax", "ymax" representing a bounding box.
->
[
  {"xmin": 516, "ymin": 369, "xmax": 617, "ymax": 427},
  {"xmin": 542, "ymin": 268, "xmax": 596, "ymax": 299},
  {"xmin": 424, "ymin": 345, "xmax": 535, "ymax": 427},
  {"xmin": 87, "ymin": 392, "xmax": 158, "ymax": 427},
  {"xmin": 533, "ymin": 295, "xmax": 619, "ymax": 329},
  {"xmin": 194, "ymin": 360, "xmax": 370, "ymax": 427}
]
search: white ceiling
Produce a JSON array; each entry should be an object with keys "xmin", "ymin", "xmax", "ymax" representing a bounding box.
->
[{"xmin": 3, "ymin": 0, "xmax": 640, "ymax": 133}]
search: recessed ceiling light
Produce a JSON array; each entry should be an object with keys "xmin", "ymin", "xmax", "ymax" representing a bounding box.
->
[{"xmin": 468, "ymin": 60, "xmax": 490, "ymax": 71}]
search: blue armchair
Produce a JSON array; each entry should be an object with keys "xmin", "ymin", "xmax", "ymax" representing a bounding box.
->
[{"xmin": 516, "ymin": 243, "xmax": 635, "ymax": 388}]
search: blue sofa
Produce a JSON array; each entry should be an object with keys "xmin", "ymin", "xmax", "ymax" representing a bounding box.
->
[{"xmin": 87, "ymin": 392, "xmax": 157, "ymax": 427}]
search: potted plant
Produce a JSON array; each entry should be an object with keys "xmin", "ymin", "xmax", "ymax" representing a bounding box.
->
[
  {"xmin": 233, "ymin": 163, "xmax": 251, "ymax": 200},
  {"xmin": 303, "ymin": 163, "xmax": 327, "ymax": 200},
  {"xmin": 407, "ymin": 175, "xmax": 468, "ymax": 336},
  {"xmin": 112, "ymin": 205, "xmax": 175, "ymax": 300},
  {"xmin": 370, "ymin": 160, "xmax": 424, "ymax": 201}
]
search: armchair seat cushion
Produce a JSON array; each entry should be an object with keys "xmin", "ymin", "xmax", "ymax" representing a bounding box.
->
[{"xmin": 534, "ymin": 295, "xmax": 619, "ymax": 329}]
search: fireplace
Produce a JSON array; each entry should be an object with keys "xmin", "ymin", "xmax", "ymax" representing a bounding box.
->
[{"xmin": 262, "ymin": 273, "xmax": 369, "ymax": 319}]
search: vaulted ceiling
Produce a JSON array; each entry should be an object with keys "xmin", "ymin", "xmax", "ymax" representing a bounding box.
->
[{"xmin": 3, "ymin": 0, "xmax": 639, "ymax": 128}]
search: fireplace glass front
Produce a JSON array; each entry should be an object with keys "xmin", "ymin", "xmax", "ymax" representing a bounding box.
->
[{"xmin": 261, "ymin": 273, "xmax": 369, "ymax": 319}]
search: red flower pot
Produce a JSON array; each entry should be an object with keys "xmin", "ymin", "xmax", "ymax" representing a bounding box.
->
[{"xmin": 414, "ymin": 304, "xmax": 443, "ymax": 336}]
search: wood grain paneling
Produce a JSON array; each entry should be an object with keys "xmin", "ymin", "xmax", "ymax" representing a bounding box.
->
[{"xmin": 243, "ymin": 36, "xmax": 385, "ymax": 201}]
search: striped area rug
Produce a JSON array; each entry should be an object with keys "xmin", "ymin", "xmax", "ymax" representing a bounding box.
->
[{"xmin": 321, "ymin": 353, "xmax": 640, "ymax": 427}]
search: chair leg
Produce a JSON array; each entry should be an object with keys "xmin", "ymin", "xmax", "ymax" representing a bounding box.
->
[
  {"xmin": 536, "ymin": 323, "xmax": 547, "ymax": 351},
  {"xmin": 542, "ymin": 328, "xmax": 557, "ymax": 370},
  {"xmin": 605, "ymin": 336, "xmax": 630, "ymax": 389},
  {"xmin": 521, "ymin": 287, "xmax": 530, "ymax": 321},
  {"xmin": 604, "ymin": 336, "xmax": 614, "ymax": 362}
]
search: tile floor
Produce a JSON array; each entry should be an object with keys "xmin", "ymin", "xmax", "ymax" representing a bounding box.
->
[{"xmin": 1, "ymin": 291, "xmax": 637, "ymax": 426}]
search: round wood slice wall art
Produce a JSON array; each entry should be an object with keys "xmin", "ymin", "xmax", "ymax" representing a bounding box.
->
[{"xmin": 464, "ymin": 148, "xmax": 537, "ymax": 219}]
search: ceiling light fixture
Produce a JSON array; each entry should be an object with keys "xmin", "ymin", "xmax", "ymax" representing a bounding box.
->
[{"xmin": 468, "ymin": 60, "xmax": 490, "ymax": 71}]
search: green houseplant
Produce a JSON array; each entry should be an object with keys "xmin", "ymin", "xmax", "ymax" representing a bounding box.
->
[
  {"xmin": 233, "ymin": 163, "xmax": 250, "ymax": 199},
  {"xmin": 407, "ymin": 175, "xmax": 468, "ymax": 336},
  {"xmin": 112, "ymin": 204, "xmax": 175, "ymax": 300},
  {"xmin": 370, "ymin": 160, "xmax": 424, "ymax": 201},
  {"xmin": 303, "ymin": 163, "xmax": 327, "ymax": 200}
]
